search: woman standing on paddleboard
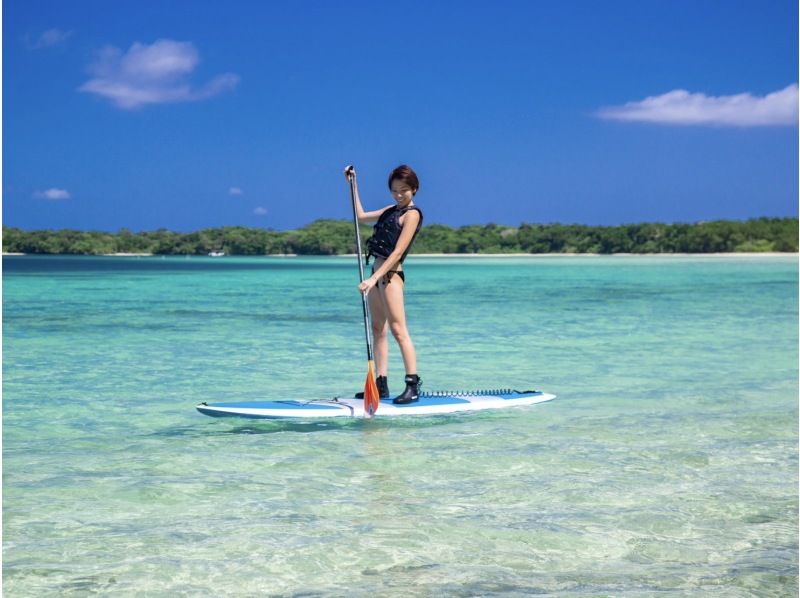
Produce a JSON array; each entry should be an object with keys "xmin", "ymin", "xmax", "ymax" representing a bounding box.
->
[{"xmin": 344, "ymin": 164, "xmax": 423, "ymax": 404}]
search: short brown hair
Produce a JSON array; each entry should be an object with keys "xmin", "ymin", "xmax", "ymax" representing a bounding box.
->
[{"xmin": 388, "ymin": 165, "xmax": 419, "ymax": 195}]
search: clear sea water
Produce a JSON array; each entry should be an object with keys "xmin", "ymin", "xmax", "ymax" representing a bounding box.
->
[{"xmin": 3, "ymin": 254, "xmax": 798, "ymax": 597}]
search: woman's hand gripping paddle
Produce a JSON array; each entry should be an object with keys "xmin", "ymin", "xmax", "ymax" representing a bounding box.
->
[{"xmin": 345, "ymin": 165, "xmax": 380, "ymax": 417}]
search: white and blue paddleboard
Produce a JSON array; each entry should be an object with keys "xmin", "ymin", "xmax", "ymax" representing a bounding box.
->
[{"xmin": 196, "ymin": 389, "xmax": 555, "ymax": 419}]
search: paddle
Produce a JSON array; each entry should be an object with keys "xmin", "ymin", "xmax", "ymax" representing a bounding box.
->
[{"xmin": 345, "ymin": 165, "xmax": 380, "ymax": 417}]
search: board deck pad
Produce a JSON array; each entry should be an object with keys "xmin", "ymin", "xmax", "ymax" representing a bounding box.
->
[{"xmin": 196, "ymin": 389, "xmax": 555, "ymax": 419}]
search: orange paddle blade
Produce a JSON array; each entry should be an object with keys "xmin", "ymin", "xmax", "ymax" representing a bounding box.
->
[{"xmin": 363, "ymin": 360, "xmax": 380, "ymax": 417}]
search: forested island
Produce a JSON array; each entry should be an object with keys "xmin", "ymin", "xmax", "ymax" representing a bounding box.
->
[{"xmin": 2, "ymin": 218, "xmax": 797, "ymax": 256}]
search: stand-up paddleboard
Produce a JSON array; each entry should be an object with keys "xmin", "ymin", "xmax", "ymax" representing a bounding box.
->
[{"xmin": 197, "ymin": 389, "xmax": 555, "ymax": 419}]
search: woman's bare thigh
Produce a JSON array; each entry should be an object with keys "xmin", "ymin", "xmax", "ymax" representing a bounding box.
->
[
  {"xmin": 368, "ymin": 285, "xmax": 387, "ymax": 331},
  {"xmin": 381, "ymin": 275, "xmax": 408, "ymax": 332}
]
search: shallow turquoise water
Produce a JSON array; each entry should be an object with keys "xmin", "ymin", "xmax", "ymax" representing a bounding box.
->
[{"xmin": 3, "ymin": 255, "xmax": 798, "ymax": 596}]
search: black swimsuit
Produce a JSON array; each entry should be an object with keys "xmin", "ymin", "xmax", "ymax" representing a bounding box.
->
[
  {"xmin": 366, "ymin": 204, "xmax": 423, "ymax": 284},
  {"xmin": 372, "ymin": 266, "xmax": 405, "ymax": 285}
]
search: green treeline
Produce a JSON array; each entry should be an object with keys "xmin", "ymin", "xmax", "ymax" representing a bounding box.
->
[{"xmin": 3, "ymin": 218, "xmax": 797, "ymax": 255}]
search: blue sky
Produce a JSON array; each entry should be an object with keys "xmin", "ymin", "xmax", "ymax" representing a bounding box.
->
[{"xmin": 4, "ymin": 0, "xmax": 798, "ymax": 232}]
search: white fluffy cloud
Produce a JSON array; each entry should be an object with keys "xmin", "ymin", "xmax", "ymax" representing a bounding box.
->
[
  {"xmin": 229, "ymin": 187, "xmax": 243, "ymax": 196},
  {"xmin": 34, "ymin": 188, "xmax": 71, "ymax": 200},
  {"xmin": 596, "ymin": 84, "xmax": 798, "ymax": 126},
  {"xmin": 28, "ymin": 28, "xmax": 73, "ymax": 49},
  {"xmin": 79, "ymin": 39, "xmax": 239, "ymax": 109},
  {"xmin": 253, "ymin": 207, "xmax": 268, "ymax": 216}
]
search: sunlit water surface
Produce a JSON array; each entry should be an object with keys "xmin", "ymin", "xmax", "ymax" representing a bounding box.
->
[{"xmin": 3, "ymin": 255, "xmax": 797, "ymax": 596}]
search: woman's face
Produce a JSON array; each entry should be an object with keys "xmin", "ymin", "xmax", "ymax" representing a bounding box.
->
[{"xmin": 390, "ymin": 180, "xmax": 415, "ymax": 206}]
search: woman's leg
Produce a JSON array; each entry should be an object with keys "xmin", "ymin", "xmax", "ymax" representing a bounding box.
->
[
  {"xmin": 381, "ymin": 276, "xmax": 416, "ymax": 375},
  {"xmin": 367, "ymin": 286, "xmax": 389, "ymax": 377}
]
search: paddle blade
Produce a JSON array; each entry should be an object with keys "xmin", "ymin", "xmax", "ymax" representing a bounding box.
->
[{"xmin": 363, "ymin": 361, "xmax": 380, "ymax": 417}]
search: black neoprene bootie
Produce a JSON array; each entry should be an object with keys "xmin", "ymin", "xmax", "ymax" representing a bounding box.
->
[
  {"xmin": 392, "ymin": 374, "xmax": 421, "ymax": 404},
  {"xmin": 356, "ymin": 376, "xmax": 389, "ymax": 399}
]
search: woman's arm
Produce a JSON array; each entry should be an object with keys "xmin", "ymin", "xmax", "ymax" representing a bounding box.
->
[
  {"xmin": 345, "ymin": 166, "xmax": 391, "ymax": 223},
  {"xmin": 360, "ymin": 210, "xmax": 421, "ymax": 291}
]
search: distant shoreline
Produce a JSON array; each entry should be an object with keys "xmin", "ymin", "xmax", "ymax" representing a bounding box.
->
[
  {"xmin": 4, "ymin": 218, "xmax": 797, "ymax": 255},
  {"xmin": 4, "ymin": 251, "xmax": 796, "ymax": 258}
]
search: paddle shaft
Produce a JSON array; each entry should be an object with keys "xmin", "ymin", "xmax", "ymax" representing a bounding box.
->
[{"xmin": 347, "ymin": 173, "xmax": 375, "ymax": 362}]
